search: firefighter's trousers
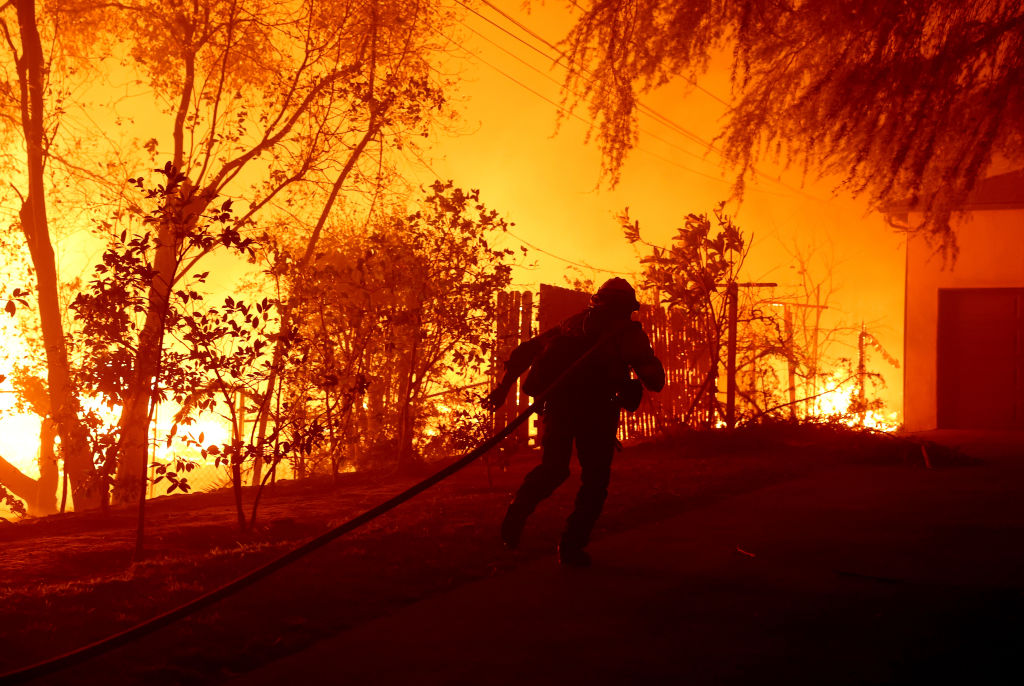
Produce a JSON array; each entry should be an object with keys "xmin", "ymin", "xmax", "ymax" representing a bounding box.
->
[{"xmin": 508, "ymin": 399, "xmax": 620, "ymax": 551}]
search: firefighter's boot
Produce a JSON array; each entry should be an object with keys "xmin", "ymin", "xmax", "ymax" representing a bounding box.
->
[
  {"xmin": 558, "ymin": 543, "xmax": 592, "ymax": 567},
  {"xmin": 501, "ymin": 503, "xmax": 528, "ymax": 551}
]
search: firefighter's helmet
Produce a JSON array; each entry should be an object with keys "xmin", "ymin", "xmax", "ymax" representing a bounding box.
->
[{"xmin": 591, "ymin": 277, "xmax": 640, "ymax": 312}]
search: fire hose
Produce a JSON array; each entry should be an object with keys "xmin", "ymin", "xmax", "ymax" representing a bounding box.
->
[{"xmin": 0, "ymin": 325, "xmax": 625, "ymax": 684}]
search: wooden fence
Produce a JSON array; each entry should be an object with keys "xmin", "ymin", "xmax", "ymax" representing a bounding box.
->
[
  {"xmin": 622, "ymin": 303, "xmax": 715, "ymax": 439},
  {"xmin": 491, "ymin": 284, "xmax": 713, "ymax": 448},
  {"xmin": 489, "ymin": 290, "xmax": 535, "ymax": 456}
]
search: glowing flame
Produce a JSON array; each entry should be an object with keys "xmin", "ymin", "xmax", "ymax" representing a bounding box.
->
[
  {"xmin": 809, "ymin": 372, "xmax": 900, "ymax": 432},
  {"xmin": 0, "ymin": 411, "xmax": 42, "ymax": 479}
]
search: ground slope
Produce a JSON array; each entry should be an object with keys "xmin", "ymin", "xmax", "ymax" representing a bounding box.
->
[{"xmin": 1, "ymin": 427, "xmax": 1012, "ymax": 685}]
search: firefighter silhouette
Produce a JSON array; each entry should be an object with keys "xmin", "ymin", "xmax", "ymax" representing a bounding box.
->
[{"xmin": 483, "ymin": 278, "xmax": 665, "ymax": 566}]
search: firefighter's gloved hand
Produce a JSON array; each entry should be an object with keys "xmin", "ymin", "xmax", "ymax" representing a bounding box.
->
[
  {"xmin": 482, "ymin": 379, "xmax": 513, "ymax": 412},
  {"xmin": 616, "ymin": 378, "xmax": 644, "ymax": 412}
]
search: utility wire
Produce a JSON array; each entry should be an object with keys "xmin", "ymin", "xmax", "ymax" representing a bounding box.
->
[
  {"xmin": 397, "ymin": 130, "xmax": 637, "ymax": 277},
  {"xmin": 506, "ymin": 230, "xmax": 636, "ymax": 275},
  {"xmin": 433, "ymin": 14, "xmax": 788, "ymax": 275},
  {"xmin": 430, "ymin": 32, "xmax": 761, "ymax": 274},
  {"xmin": 436, "ymin": 27, "xmax": 740, "ymax": 188},
  {"xmin": 453, "ymin": 15, "xmax": 730, "ymax": 174},
  {"xmin": 426, "ymin": 29, "xmax": 788, "ymax": 277},
  {"xmin": 477, "ymin": 0, "xmax": 737, "ymax": 158},
  {"xmin": 459, "ymin": 0, "xmax": 726, "ymax": 153},
  {"xmin": 458, "ymin": 0, "xmax": 826, "ymax": 202},
  {"xmin": 498, "ymin": 0, "xmax": 732, "ymax": 108}
]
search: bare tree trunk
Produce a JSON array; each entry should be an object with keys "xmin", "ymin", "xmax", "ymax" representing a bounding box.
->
[
  {"xmin": 252, "ymin": 124, "xmax": 380, "ymax": 461},
  {"xmin": 231, "ymin": 447, "xmax": 246, "ymax": 532},
  {"xmin": 34, "ymin": 418, "xmax": 59, "ymax": 514},
  {"xmin": 13, "ymin": 0, "xmax": 100, "ymax": 510},
  {"xmin": 114, "ymin": 221, "xmax": 179, "ymax": 504},
  {"xmin": 114, "ymin": 34, "xmax": 201, "ymax": 504},
  {"xmin": 0, "ymin": 455, "xmax": 33, "ymax": 500},
  {"xmin": 394, "ymin": 329, "xmax": 421, "ymax": 471},
  {"xmin": 0, "ymin": 417, "xmax": 58, "ymax": 515}
]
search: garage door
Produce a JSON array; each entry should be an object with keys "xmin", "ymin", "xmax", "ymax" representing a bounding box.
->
[{"xmin": 937, "ymin": 288, "xmax": 1024, "ymax": 429}]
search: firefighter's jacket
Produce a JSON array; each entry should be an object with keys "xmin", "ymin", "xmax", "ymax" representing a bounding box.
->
[{"xmin": 503, "ymin": 306, "xmax": 665, "ymax": 409}]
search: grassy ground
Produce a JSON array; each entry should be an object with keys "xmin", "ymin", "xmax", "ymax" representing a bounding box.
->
[{"xmin": 0, "ymin": 424, "xmax": 967, "ymax": 684}]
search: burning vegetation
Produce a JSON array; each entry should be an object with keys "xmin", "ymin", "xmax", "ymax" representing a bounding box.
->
[{"xmin": 623, "ymin": 203, "xmax": 900, "ymax": 432}]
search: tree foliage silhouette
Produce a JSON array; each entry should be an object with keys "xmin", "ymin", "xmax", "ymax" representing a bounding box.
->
[
  {"xmin": 623, "ymin": 202, "xmax": 748, "ymax": 425},
  {"xmin": 0, "ymin": 0, "xmax": 452, "ymax": 509},
  {"xmin": 279, "ymin": 181, "xmax": 515, "ymax": 475},
  {"xmin": 564, "ymin": 0, "xmax": 1024, "ymax": 253}
]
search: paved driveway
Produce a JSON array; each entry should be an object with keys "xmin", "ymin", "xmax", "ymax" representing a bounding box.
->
[{"xmin": 237, "ymin": 431, "xmax": 1024, "ymax": 685}]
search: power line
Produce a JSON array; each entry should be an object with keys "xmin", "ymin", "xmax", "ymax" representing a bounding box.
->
[
  {"xmin": 486, "ymin": 0, "xmax": 732, "ymax": 108},
  {"xmin": 477, "ymin": 0, "xmax": 742, "ymax": 163},
  {"xmin": 396, "ymin": 131, "xmax": 637, "ymax": 276},
  {"xmin": 465, "ymin": 0, "xmax": 728, "ymax": 151},
  {"xmin": 421, "ymin": 33, "xmax": 789, "ymax": 278},
  {"xmin": 458, "ymin": 0, "xmax": 826, "ymax": 202},
  {"xmin": 419, "ymin": 12, "xmax": 795, "ymax": 277},
  {"xmin": 450, "ymin": 2, "xmax": 801, "ymax": 199},
  {"xmin": 436, "ymin": 27, "xmax": 740, "ymax": 187},
  {"xmin": 453, "ymin": 15, "xmax": 729, "ymax": 174},
  {"xmin": 506, "ymin": 229, "xmax": 636, "ymax": 275}
]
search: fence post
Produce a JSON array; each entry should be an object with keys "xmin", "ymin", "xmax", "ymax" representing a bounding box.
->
[
  {"xmin": 785, "ymin": 305, "xmax": 797, "ymax": 421},
  {"xmin": 726, "ymin": 281, "xmax": 738, "ymax": 429},
  {"xmin": 517, "ymin": 291, "xmax": 533, "ymax": 446}
]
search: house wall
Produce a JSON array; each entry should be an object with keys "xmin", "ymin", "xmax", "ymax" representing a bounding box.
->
[{"xmin": 904, "ymin": 209, "xmax": 1024, "ymax": 430}]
